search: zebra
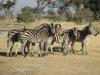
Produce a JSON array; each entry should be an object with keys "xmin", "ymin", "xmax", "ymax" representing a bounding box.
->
[
  {"xmin": 7, "ymin": 28, "xmax": 33, "ymax": 57},
  {"xmin": 45, "ymin": 27, "xmax": 78, "ymax": 55},
  {"xmin": 71, "ymin": 23, "xmax": 99, "ymax": 55},
  {"xmin": 16, "ymin": 23, "xmax": 63, "ymax": 57}
]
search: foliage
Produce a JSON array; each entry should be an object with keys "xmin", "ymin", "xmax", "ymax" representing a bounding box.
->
[
  {"xmin": 47, "ymin": 9, "xmax": 56, "ymax": 16},
  {"xmin": 45, "ymin": 15, "xmax": 61, "ymax": 21},
  {"xmin": 84, "ymin": 0, "xmax": 100, "ymax": 20},
  {"xmin": 0, "ymin": 14, "xmax": 6, "ymax": 20},
  {"xmin": 21, "ymin": 6, "xmax": 34, "ymax": 13},
  {"xmin": 72, "ymin": 8, "xmax": 93, "ymax": 24},
  {"xmin": 17, "ymin": 10, "xmax": 35, "ymax": 22},
  {"xmin": 3, "ymin": 0, "xmax": 16, "ymax": 10}
]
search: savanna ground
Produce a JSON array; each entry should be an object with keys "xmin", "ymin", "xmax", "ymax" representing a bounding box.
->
[{"xmin": 0, "ymin": 19, "xmax": 100, "ymax": 75}]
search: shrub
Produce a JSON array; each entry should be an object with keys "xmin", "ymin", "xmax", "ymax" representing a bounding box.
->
[
  {"xmin": 44, "ymin": 15, "xmax": 50, "ymax": 19},
  {"xmin": 50, "ymin": 15, "xmax": 61, "ymax": 21},
  {"xmin": 72, "ymin": 8, "xmax": 94, "ymax": 24},
  {"xmin": 17, "ymin": 10, "xmax": 35, "ymax": 22},
  {"xmin": 0, "ymin": 15, "xmax": 6, "ymax": 20},
  {"xmin": 45, "ymin": 15, "xmax": 62, "ymax": 21}
]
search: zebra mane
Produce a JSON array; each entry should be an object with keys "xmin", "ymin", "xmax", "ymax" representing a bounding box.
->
[
  {"xmin": 34, "ymin": 23, "xmax": 50, "ymax": 30},
  {"xmin": 82, "ymin": 26, "xmax": 89, "ymax": 31}
]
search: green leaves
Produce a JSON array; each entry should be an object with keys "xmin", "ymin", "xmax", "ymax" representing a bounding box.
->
[
  {"xmin": 17, "ymin": 10, "xmax": 35, "ymax": 22},
  {"xmin": 72, "ymin": 8, "xmax": 93, "ymax": 24},
  {"xmin": 3, "ymin": 1, "xmax": 15, "ymax": 10}
]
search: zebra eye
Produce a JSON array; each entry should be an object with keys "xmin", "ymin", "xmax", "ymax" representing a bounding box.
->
[{"xmin": 92, "ymin": 26, "xmax": 95, "ymax": 28}]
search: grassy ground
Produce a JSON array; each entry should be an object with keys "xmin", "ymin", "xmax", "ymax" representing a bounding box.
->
[{"xmin": 0, "ymin": 20, "xmax": 100, "ymax": 75}]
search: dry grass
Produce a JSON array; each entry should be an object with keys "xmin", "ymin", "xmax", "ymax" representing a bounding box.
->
[{"xmin": 0, "ymin": 20, "xmax": 100, "ymax": 75}]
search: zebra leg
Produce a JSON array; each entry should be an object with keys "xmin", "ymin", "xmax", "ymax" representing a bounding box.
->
[
  {"xmin": 10, "ymin": 42, "xmax": 15, "ymax": 57},
  {"xmin": 85, "ymin": 41, "xmax": 89, "ymax": 55},
  {"xmin": 41, "ymin": 42, "xmax": 44, "ymax": 57},
  {"xmin": 21, "ymin": 41, "xmax": 27, "ymax": 57},
  {"xmin": 45, "ymin": 42, "xmax": 49, "ymax": 56},
  {"xmin": 7, "ymin": 42, "xmax": 13, "ymax": 56},
  {"xmin": 61, "ymin": 43, "xmax": 64, "ymax": 52},
  {"xmin": 71, "ymin": 41, "xmax": 75, "ymax": 54},
  {"xmin": 50, "ymin": 41, "xmax": 54, "ymax": 54},
  {"xmin": 26, "ymin": 42, "xmax": 31, "ymax": 54},
  {"xmin": 31, "ymin": 43, "xmax": 35, "ymax": 57},
  {"xmin": 63, "ymin": 44, "xmax": 67, "ymax": 56},
  {"xmin": 15, "ymin": 41, "xmax": 21, "ymax": 57},
  {"xmin": 81, "ymin": 42, "xmax": 85, "ymax": 55},
  {"xmin": 63, "ymin": 41, "xmax": 68, "ymax": 56},
  {"xmin": 67, "ymin": 38, "xmax": 71, "ymax": 53},
  {"xmin": 38, "ymin": 43, "xmax": 41, "ymax": 57}
]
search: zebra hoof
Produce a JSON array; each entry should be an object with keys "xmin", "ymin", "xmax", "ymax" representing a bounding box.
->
[
  {"xmin": 82, "ymin": 53, "xmax": 85, "ymax": 55},
  {"xmin": 24, "ymin": 55, "xmax": 26, "ymax": 58},
  {"xmin": 46, "ymin": 53, "xmax": 49, "ymax": 56},
  {"xmin": 86, "ymin": 52, "xmax": 88, "ymax": 55},
  {"xmin": 73, "ymin": 52, "xmax": 75, "ymax": 54},
  {"xmin": 38, "ymin": 54, "xmax": 41, "ymax": 57},
  {"xmin": 43, "ymin": 53, "xmax": 46, "ymax": 56},
  {"xmin": 10, "ymin": 54, "xmax": 12, "ymax": 57},
  {"xmin": 15, "ymin": 55, "xmax": 17, "ymax": 57},
  {"xmin": 31, "ymin": 54, "xmax": 34, "ymax": 57},
  {"xmin": 63, "ymin": 53, "xmax": 67, "ymax": 56},
  {"xmin": 41, "ymin": 54, "xmax": 44, "ymax": 57},
  {"xmin": 7, "ymin": 53, "xmax": 10, "ymax": 57},
  {"xmin": 51, "ymin": 52, "xmax": 55, "ymax": 55}
]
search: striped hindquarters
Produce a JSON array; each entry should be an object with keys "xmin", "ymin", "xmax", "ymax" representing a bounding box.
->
[
  {"xmin": 54, "ymin": 34, "xmax": 64, "ymax": 43},
  {"xmin": 7, "ymin": 29, "xmax": 20, "ymax": 48},
  {"xmin": 7, "ymin": 29, "xmax": 20, "ymax": 42}
]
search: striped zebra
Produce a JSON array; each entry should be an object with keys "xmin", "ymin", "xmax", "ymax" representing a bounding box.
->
[
  {"xmin": 46, "ymin": 27, "xmax": 78, "ymax": 55},
  {"xmin": 7, "ymin": 28, "xmax": 32, "ymax": 57},
  {"xmin": 17, "ymin": 23, "xmax": 63, "ymax": 57},
  {"xmin": 71, "ymin": 23, "xmax": 99, "ymax": 55}
]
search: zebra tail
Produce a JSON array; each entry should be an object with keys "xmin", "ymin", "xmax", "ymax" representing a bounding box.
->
[{"xmin": 7, "ymin": 33, "xmax": 9, "ymax": 48}]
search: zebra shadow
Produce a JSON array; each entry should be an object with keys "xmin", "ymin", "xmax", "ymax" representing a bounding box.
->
[
  {"xmin": 48, "ymin": 47, "xmax": 62, "ymax": 52},
  {"xmin": 0, "ymin": 52, "xmax": 7, "ymax": 57},
  {"xmin": 0, "ymin": 52, "xmax": 30, "ymax": 57}
]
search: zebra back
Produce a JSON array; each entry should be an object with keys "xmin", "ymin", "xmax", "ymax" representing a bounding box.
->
[{"xmin": 34, "ymin": 23, "xmax": 50, "ymax": 30}]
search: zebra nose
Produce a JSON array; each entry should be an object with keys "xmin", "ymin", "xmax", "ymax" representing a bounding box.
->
[{"xmin": 97, "ymin": 31, "xmax": 99, "ymax": 34}]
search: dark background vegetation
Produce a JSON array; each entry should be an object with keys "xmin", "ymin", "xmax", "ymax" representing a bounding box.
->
[{"xmin": 0, "ymin": 0, "xmax": 100, "ymax": 24}]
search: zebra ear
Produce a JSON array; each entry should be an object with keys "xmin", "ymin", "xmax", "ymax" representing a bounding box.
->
[
  {"xmin": 59, "ymin": 24, "xmax": 61, "ymax": 27},
  {"xmin": 72, "ymin": 27, "xmax": 75, "ymax": 30},
  {"xmin": 88, "ymin": 22, "xmax": 92, "ymax": 26},
  {"xmin": 51, "ymin": 23, "xmax": 53, "ymax": 27},
  {"xmin": 24, "ymin": 26, "xmax": 26, "ymax": 30},
  {"xmin": 76, "ymin": 27, "xmax": 78, "ymax": 30}
]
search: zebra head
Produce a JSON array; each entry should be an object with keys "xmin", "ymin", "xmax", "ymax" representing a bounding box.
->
[
  {"xmin": 72, "ymin": 27, "xmax": 78, "ymax": 37},
  {"xmin": 88, "ymin": 23, "xmax": 98, "ymax": 36},
  {"xmin": 55, "ymin": 24, "xmax": 63, "ymax": 35}
]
